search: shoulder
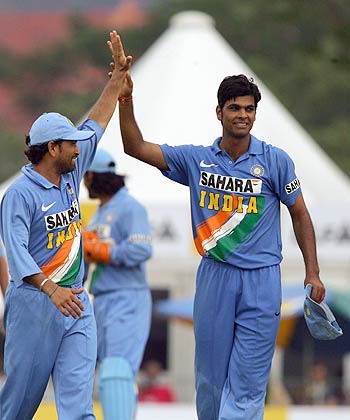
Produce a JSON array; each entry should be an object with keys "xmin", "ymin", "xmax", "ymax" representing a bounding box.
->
[
  {"xmin": 259, "ymin": 140, "xmax": 295, "ymax": 166},
  {"xmin": 126, "ymin": 194, "xmax": 147, "ymax": 213},
  {"xmin": 115, "ymin": 189, "xmax": 146, "ymax": 212},
  {"xmin": 3, "ymin": 176, "xmax": 31, "ymax": 199},
  {"xmin": 264, "ymin": 142, "xmax": 294, "ymax": 160}
]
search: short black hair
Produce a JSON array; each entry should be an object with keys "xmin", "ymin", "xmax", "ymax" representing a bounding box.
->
[
  {"xmin": 217, "ymin": 74, "xmax": 261, "ymax": 109},
  {"xmin": 89, "ymin": 172, "xmax": 125, "ymax": 196},
  {"xmin": 24, "ymin": 136, "xmax": 64, "ymax": 164}
]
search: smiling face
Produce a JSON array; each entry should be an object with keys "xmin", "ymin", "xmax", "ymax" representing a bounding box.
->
[
  {"xmin": 54, "ymin": 140, "xmax": 80, "ymax": 174},
  {"xmin": 216, "ymin": 95, "xmax": 256, "ymax": 140}
]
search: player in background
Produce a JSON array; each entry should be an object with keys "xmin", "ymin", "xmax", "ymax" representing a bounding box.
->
[
  {"xmin": 117, "ymin": 71, "xmax": 325, "ymax": 420},
  {"xmin": 83, "ymin": 149, "xmax": 152, "ymax": 420},
  {"xmin": 0, "ymin": 31, "xmax": 131, "ymax": 420}
]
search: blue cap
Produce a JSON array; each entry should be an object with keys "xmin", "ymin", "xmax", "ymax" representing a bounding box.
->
[
  {"xmin": 28, "ymin": 112, "xmax": 95, "ymax": 146},
  {"xmin": 89, "ymin": 149, "xmax": 117, "ymax": 174},
  {"xmin": 304, "ymin": 284, "xmax": 343, "ymax": 340}
]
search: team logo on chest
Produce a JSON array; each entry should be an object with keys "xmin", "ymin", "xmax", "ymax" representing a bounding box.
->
[{"xmin": 250, "ymin": 164, "xmax": 264, "ymax": 177}]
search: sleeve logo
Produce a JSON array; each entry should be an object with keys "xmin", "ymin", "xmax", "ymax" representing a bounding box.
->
[{"xmin": 285, "ymin": 178, "xmax": 300, "ymax": 194}]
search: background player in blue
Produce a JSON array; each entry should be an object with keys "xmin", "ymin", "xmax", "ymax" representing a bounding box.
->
[
  {"xmin": 0, "ymin": 31, "xmax": 132, "ymax": 420},
  {"xmin": 117, "ymin": 72, "xmax": 326, "ymax": 419},
  {"xmin": 83, "ymin": 148, "xmax": 152, "ymax": 420}
]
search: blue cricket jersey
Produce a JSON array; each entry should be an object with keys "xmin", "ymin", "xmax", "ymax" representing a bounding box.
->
[
  {"xmin": 160, "ymin": 135, "xmax": 301, "ymax": 269},
  {"xmin": 0, "ymin": 119, "xmax": 104, "ymax": 288},
  {"xmin": 87, "ymin": 187, "xmax": 152, "ymax": 294}
]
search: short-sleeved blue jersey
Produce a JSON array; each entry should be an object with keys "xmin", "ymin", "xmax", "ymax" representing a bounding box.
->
[
  {"xmin": 0, "ymin": 119, "xmax": 104, "ymax": 288},
  {"xmin": 160, "ymin": 135, "xmax": 301, "ymax": 269},
  {"xmin": 87, "ymin": 187, "xmax": 152, "ymax": 295}
]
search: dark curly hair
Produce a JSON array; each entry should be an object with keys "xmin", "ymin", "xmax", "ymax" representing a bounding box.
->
[
  {"xmin": 88, "ymin": 172, "xmax": 125, "ymax": 197},
  {"xmin": 24, "ymin": 136, "xmax": 64, "ymax": 164},
  {"xmin": 217, "ymin": 74, "xmax": 261, "ymax": 109}
]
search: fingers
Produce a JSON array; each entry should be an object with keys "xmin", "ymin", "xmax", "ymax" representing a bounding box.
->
[
  {"xmin": 125, "ymin": 72, "xmax": 133, "ymax": 88},
  {"xmin": 306, "ymin": 280, "xmax": 325, "ymax": 303},
  {"xmin": 312, "ymin": 287, "xmax": 325, "ymax": 303},
  {"xmin": 107, "ymin": 30, "xmax": 133, "ymax": 72},
  {"xmin": 51, "ymin": 287, "xmax": 85, "ymax": 318},
  {"xmin": 108, "ymin": 30, "xmax": 126, "ymax": 67}
]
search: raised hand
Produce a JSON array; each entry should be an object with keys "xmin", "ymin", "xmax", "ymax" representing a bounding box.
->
[{"xmin": 107, "ymin": 30, "xmax": 132, "ymax": 73}]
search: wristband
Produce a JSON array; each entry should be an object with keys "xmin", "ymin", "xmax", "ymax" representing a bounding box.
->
[
  {"xmin": 118, "ymin": 96, "xmax": 133, "ymax": 105},
  {"xmin": 39, "ymin": 278, "xmax": 49, "ymax": 291},
  {"xmin": 48, "ymin": 285, "xmax": 59, "ymax": 299}
]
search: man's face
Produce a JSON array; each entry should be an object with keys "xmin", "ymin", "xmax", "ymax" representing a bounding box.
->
[
  {"xmin": 216, "ymin": 95, "xmax": 256, "ymax": 139},
  {"xmin": 55, "ymin": 140, "xmax": 80, "ymax": 174}
]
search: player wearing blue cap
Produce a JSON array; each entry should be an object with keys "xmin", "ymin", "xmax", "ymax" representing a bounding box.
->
[
  {"xmin": 0, "ymin": 31, "xmax": 131, "ymax": 420},
  {"xmin": 117, "ymin": 72, "xmax": 325, "ymax": 420},
  {"xmin": 83, "ymin": 149, "xmax": 152, "ymax": 420}
]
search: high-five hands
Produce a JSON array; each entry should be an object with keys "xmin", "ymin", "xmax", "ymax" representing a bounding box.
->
[{"xmin": 107, "ymin": 30, "xmax": 132, "ymax": 75}]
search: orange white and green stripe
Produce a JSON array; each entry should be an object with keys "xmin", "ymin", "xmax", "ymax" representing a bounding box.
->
[
  {"xmin": 195, "ymin": 196, "xmax": 265, "ymax": 262},
  {"xmin": 41, "ymin": 224, "xmax": 82, "ymax": 286}
]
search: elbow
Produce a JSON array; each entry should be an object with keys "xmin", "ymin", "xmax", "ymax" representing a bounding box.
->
[{"xmin": 121, "ymin": 137, "xmax": 139, "ymax": 158}]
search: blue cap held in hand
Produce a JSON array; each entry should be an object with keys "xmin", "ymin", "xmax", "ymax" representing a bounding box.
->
[
  {"xmin": 28, "ymin": 112, "xmax": 95, "ymax": 146},
  {"xmin": 304, "ymin": 284, "xmax": 343, "ymax": 340}
]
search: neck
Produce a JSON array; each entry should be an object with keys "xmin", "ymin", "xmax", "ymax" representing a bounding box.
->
[
  {"xmin": 33, "ymin": 163, "xmax": 61, "ymax": 187},
  {"xmin": 99, "ymin": 195, "xmax": 113, "ymax": 206},
  {"xmin": 220, "ymin": 134, "xmax": 250, "ymax": 161}
]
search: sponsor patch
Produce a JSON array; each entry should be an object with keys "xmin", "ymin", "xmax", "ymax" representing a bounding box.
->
[
  {"xmin": 285, "ymin": 178, "xmax": 300, "ymax": 194},
  {"xmin": 45, "ymin": 199, "xmax": 79, "ymax": 230},
  {"xmin": 199, "ymin": 171, "xmax": 262, "ymax": 194}
]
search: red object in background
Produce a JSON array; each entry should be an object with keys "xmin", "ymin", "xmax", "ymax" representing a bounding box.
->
[{"xmin": 139, "ymin": 385, "xmax": 176, "ymax": 403}]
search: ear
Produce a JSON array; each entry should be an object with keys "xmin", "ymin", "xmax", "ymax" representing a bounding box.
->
[
  {"xmin": 47, "ymin": 141, "xmax": 58, "ymax": 157},
  {"xmin": 216, "ymin": 105, "xmax": 222, "ymax": 121}
]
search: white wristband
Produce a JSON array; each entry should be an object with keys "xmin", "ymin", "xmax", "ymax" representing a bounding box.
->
[{"xmin": 39, "ymin": 278, "xmax": 49, "ymax": 291}]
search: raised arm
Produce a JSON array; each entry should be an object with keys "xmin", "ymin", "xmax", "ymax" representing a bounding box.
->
[
  {"xmin": 88, "ymin": 31, "xmax": 132, "ymax": 129},
  {"xmin": 118, "ymin": 72, "xmax": 168, "ymax": 170},
  {"xmin": 288, "ymin": 194, "xmax": 325, "ymax": 303}
]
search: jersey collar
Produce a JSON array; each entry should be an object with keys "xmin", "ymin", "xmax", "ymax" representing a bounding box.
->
[
  {"xmin": 22, "ymin": 164, "xmax": 58, "ymax": 189},
  {"xmin": 212, "ymin": 135, "xmax": 264, "ymax": 156}
]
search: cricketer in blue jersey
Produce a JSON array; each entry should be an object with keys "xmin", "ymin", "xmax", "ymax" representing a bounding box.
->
[
  {"xmin": 83, "ymin": 149, "xmax": 152, "ymax": 420},
  {"xmin": 118, "ymin": 73, "xmax": 326, "ymax": 420},
  {"xmin": 0, "ymin": 31, "xmax": 132, "ymax": 420}
]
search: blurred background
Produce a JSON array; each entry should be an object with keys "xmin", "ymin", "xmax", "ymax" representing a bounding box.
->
[{"xmin": 0, "ymin": 1, "xmax": 349, "ymax": 419}]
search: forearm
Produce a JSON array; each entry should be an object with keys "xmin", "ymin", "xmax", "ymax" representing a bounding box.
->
[
  {"xmin": 24, "ymin": 273, "xmax": 85, "ymax": 317},
  {"xmin": 291, "ymin": 207, "xmax": 320, "ymax": 276},
  {"xmin": 119, "ymin": 101, "xmax": 167, "ymax": 168},
  {"xmin": 88, "ymin": 74, "xmax": 122, "ymax": 129},
  {"xmin": 111, "ymin": 242, "xmax": 152, "ymax": 267},
  {"xmin": 0, "ymin": 257, "xmax": 8, "ymax": 297},
  {"xmin": 119, "ymin": 102, "xmax": 145, "ymax": 158},
  {"xmin": 24, "ymin": 273, "xmax": 58, "ymax": 296}
]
